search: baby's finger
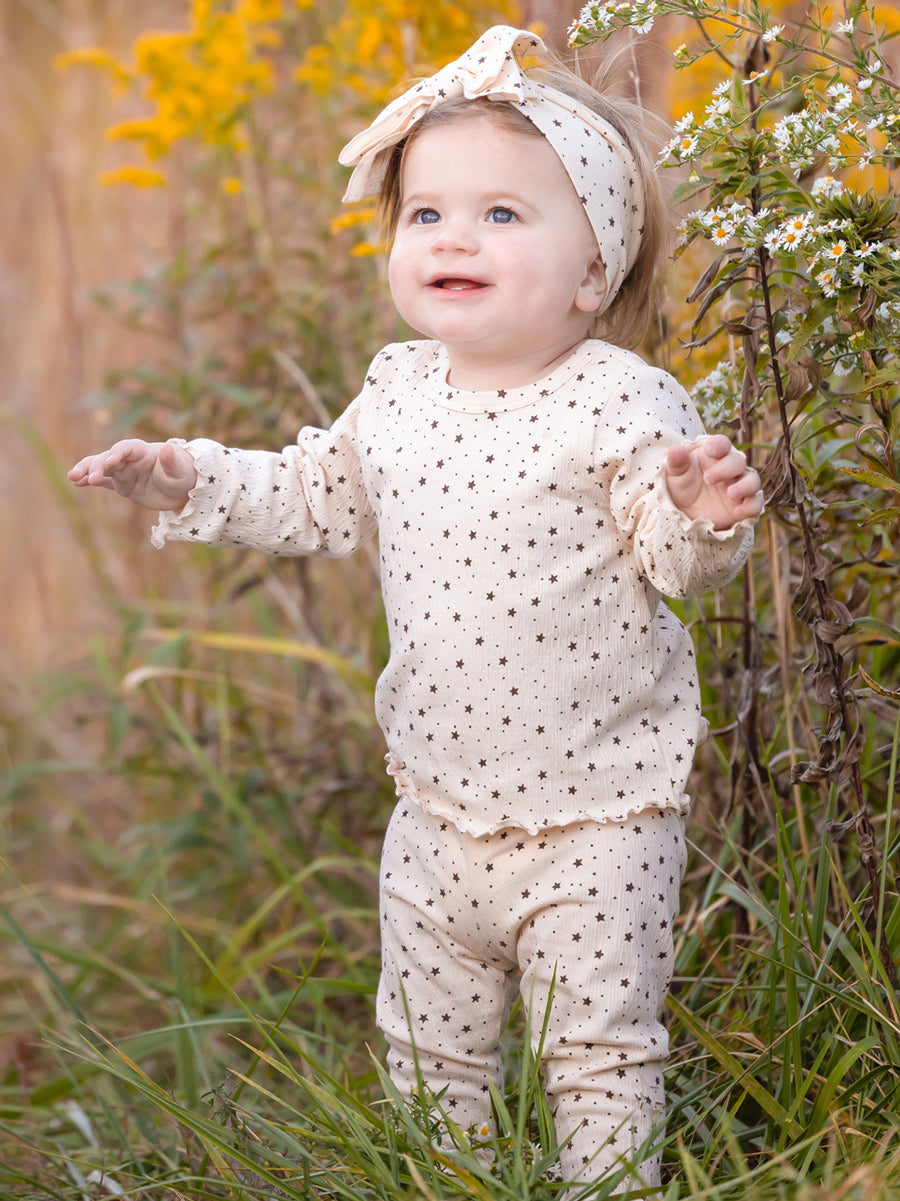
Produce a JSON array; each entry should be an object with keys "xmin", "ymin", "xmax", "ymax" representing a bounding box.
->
[
  {"xmin": 728, "ymin": 476, "xmax": 765, "ymax": 514},
  {"xmin": 70, "ymin": 450, "xmax": 112, "ymax": 480},
  {"xmin": 158, "ymin": 441, "xmax": 192, "ymax": 479},
  {"xmin": 87, "ymin": 453, "xmax": 119, "ymax": 486},
  {"xmin": 726, "ymin": 468, "xmax": 762, "ymax": 500},
  {"xmin": 665, "ymin": 444, "xmax": 695, "ymax": 478},
  {"xmin": 67, "ymin": 458, "xmax": 91, "ymax": 483},
  {"xmin": 87, "ymin": 441, "xmax": 143, "ymax": 484},
  {"xmin": 703, "ymin": 448, "xmax": 748, "ymax": 487},
  {"xmin": 701, "ymin": 434, "xmax": 734, "ymax": 460},
  {"xmin": 737, "ymin": 488, "xmax": 765, "ymax": 518}
]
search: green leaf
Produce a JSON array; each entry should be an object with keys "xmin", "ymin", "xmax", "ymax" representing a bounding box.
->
[
  {"xmin": 140, "ymin": 626, "xmax": 376, "ymax": 693},
  {"xmin": 734, "ymin": 173, "xmax": 761, "ymax": 198},
  {"xmin": 861, "ymin": 504, "xmax": 900, "ymax": 526},
  {"xmin": 847, "ymin": 617, "xmax": 900, "ymax": 646},
  {"xmin": 852, "ymin": 361, "xmax": 900, "ymax": 395},
  {"xmin": 837, "ymin": 463, "xmax": 900, "ymax": 492},
  {"xmin": 670, "ymin": 174, "xmax": 715, "ymax": 204},
  {"xmin": 667, "ymin": 994, "xmax": 804, "ymax": 1139}
]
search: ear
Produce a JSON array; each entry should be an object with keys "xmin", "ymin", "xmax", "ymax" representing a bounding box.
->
[{"xmin": 575, "ymin": 251, "xmax": 607, "ymax": 314}]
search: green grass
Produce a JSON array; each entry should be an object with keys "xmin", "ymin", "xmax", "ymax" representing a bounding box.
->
[
  {"xmin": 3, "ymin": 605, "xmax": 900, "ymax": 1199},
  {"xmin": 4, "ymin": 428, "xmax": 900, "ymax": 1201}
]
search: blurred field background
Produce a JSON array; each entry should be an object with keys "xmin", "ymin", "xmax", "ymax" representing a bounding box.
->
[{"xmin": 3, "ymin": 0, "xmax": 900, "ymax": 1197}]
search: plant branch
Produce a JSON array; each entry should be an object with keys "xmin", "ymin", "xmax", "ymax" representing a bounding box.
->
[{"xmin": 755, "ymin": 243, "xmax": 897, "ymax": 992}]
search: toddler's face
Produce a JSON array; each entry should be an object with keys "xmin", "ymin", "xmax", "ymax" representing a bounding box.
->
[{"xmin": 388, "ymin": 114, "xmax": 607, "ymax": 390}]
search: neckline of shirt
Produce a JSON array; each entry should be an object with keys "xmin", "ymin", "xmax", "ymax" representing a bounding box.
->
[{"xmin": 426, "ymin": 340, "xmax": 595, "ymax": 414}]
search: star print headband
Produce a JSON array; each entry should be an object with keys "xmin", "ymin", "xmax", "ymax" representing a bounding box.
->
[{"xmin": 338, "ymin": 25, "xmax": 646, "ymax": 312}]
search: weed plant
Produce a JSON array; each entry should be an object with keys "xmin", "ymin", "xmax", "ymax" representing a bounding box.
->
[{"xmin": 3, "ymin": 1, "xmax": 900, "ymax": 1197}]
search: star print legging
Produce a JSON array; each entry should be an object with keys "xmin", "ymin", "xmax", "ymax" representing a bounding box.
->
[{"xmin": 377, "ymin": 799, "xmax": 687, "ymax": 1189}]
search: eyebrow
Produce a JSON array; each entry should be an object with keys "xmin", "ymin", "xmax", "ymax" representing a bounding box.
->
[{"xmin": 400, "ymin": 188, "xmax": 538, "ymax": 212}]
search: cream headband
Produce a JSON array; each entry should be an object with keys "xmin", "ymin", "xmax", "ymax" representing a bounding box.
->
[{"xmin": 339, "ymin": 25, "xmax": 645, "ymax": 311}]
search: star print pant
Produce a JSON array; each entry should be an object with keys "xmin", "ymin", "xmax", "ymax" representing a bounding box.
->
[{"xmin": 377, "ymin": 799, "xmax": 687, "ymax": 1189}]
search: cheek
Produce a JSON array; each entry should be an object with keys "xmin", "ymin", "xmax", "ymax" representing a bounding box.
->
[
  {"xmin": 387, "ymin": 245, "xmax": 419, "ymax": 323},
  {"xmin": 509, "ymin": 248, "xmax": 570, "ymax": 302},
  {"xmin": 386, "ymin": 246, "xmax": 406, "ymax": 300}
]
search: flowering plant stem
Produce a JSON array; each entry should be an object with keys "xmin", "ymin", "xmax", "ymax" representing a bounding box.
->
[
  {"xmin": 756, "ymin": 239, "xmax": 896, "ymax": 991},
  {"xmin": 573, "ymin": 0, "xmax": 900, "ymax": 995}
]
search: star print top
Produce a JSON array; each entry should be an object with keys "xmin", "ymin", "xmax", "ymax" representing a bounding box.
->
[{"xmin": 153, "ymin": 339, "xmax": 755, "ymax": 836}]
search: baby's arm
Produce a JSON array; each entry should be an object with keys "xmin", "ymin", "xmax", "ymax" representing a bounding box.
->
[
  {"xmin": 664, "ymin": 434, "xmax": 763, "ymax": 530},
  {"xmin": 68, "ymin": 439, "xmax": 197, "ymax": 512}
]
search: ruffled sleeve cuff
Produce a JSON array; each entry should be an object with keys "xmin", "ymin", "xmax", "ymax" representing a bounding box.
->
[
  {"xmin": 150, "ymin": 438, "xmax": 227, "ymax": 549},
  {"xmin": 655, "ymin": 460, "xmax": 760, "ymax": 540},
  {"xmin": 646, "ymin": 458, "xmax": 758, "ymax": 595}
]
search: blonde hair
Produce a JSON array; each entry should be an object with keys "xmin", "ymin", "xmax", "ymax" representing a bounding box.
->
[{"xmin": 376, "ymin": 52, "xmax": 671, "ymax": 350}]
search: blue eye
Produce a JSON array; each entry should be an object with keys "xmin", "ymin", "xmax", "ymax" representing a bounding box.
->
[
  {"xmin": 488, "ymin": 207, "xmax": 517, "ymax": 224},
  {"xmin": 413, "ymin": 208, "xmax": 441, "ymax": 224}
]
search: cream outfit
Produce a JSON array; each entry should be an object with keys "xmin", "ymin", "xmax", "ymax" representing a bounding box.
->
[
  {"xmin": 154, "ymin": 337, "xmax": 753, "ymax": 838},
  {"xmin": 153, "ymin": 336, "xmax": 754, "ymax": 1185}
]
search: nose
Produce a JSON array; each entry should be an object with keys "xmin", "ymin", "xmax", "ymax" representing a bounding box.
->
[{"xmin": 431, "ymin": 216, "xmax": 479, "ymax": 254}]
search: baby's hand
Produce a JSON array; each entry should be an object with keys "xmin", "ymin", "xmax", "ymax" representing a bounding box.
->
[
  {"xmin": 664, "ymin": 434, "xmax": 763, "ymax": 530},
  {"xmin": 68, "ymin": 439, "xmax": 197, "ymax": 512}
]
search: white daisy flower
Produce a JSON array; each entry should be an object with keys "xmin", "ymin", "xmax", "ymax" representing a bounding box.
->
[
  {"xmin": 811, "ymin": 175, "xmax": 843, "ymax": 199},
  {"xmin": 828, "ymin": 83, "xmax": 854, "ymax": 110},
  {"xmin": 705, "ymin": 95, "xmax": 731, "ymax": 119},
  {"xmin": 817, "ymin": 268, "xmax": 839, "ymax": 296},
  {"xmin": 779, "ymin": 227, "xmax": 803, "ymax": 251}
]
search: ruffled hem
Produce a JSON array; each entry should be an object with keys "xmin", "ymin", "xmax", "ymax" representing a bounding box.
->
[{"xmin": 385, "ymin": 755, "xmax": 692, "ymax": 838}]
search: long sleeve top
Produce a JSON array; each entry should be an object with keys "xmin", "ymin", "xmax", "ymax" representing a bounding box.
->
[{"xmin": 153, "ymin": 338, "xmax": 754, "ymax": 836}]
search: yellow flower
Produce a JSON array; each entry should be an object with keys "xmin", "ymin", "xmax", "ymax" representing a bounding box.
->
[
  {"xmin": 54, "ymin": 45, "xmax": 133, "ymax": 91},
  {"xmin": 99, "ymin": 165, "xmax": 167, "ymax": 187},
  {"xmin": 65, "ymin": 0, "xmax": 523, "ymax": 184},
  {"xmin": 351, "ymin": 241, "xmax": 383, "ymax": 257},
  {"xmin": 105, "ymin": 118, "xmax": 176, "ymax": 158},
  {"xmin": 357, "ymin": 14, "xmax": 385, "ymax": 63},
  {"xmin": 222, "ymin": 176, "xmax": 243, "ymax": 194},
  {"xmin": 237, "ymin": 0, "xmax": 282, "ymax": 20},
  {"xmin": 329, "ymin": 207, "xmax": 375, "ymax": 234}
]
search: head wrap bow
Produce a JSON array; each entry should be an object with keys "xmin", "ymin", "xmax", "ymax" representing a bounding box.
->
[{"xmin": 339, "ymin": 25, "xmax": 645, "ymax": 311}]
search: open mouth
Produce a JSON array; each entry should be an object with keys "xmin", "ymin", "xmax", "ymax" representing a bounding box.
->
[{"xmin": 431, "ymin": 278, "xmax": 486, "ymax": 291}]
